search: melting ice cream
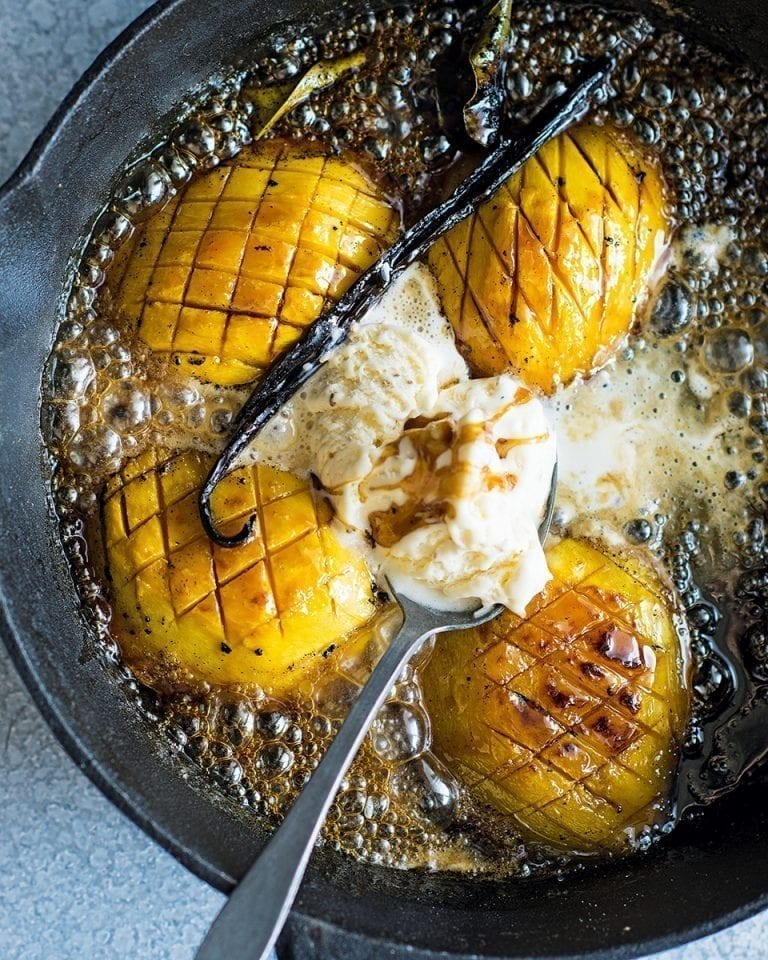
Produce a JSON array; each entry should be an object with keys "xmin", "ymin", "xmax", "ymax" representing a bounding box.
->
[{"xmin": 249, "ymin": 264, "xmax": 556, "ymax": 614}]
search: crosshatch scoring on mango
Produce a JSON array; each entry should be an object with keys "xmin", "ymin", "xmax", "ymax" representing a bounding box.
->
[
  {"xmin": 103, "ymin": 447, "xmax": 378, "ymax": 692},
  {"xmin": 423, "ymin": 538, "xmax": 689, "ymax": 852},
  {"xmin": 428, "ymin": 122, "xmax": 670, "ymax": 394},
  {"xmin": 110, "ymin": 139, "xmax": 400, "ymax": 385}
]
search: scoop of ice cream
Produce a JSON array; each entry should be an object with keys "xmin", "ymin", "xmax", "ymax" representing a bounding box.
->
[
  {"xmin": 354, "ymin": 376, "xmax": 555, "ymax": 613},
  {"xmin": 248, "ymin": 264, "xmax": 555, "ymax": 613}
]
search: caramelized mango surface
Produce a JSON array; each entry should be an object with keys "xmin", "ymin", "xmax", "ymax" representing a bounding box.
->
[
  {"xmin": 429, "ymin": 123, "xmax": 670, "ymax": 393},
  {"xmin": 103, "ymin": 449, "xmax": 376, "ymax": 692},
  {"xmin": 423, "ymin": 538, "xmax": 688, "ymax": 852},
  {"xmin": 112, "ymin": 140, "xmax": 399, "ymax": 385}
]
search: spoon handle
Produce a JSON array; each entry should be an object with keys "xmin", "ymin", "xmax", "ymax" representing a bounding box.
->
[{"xmin": 194, "ymin": 608, "xmax": 436, "ymax": 960}]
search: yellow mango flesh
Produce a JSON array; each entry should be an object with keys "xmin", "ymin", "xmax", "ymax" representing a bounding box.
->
[
  {"xmin": 103, "ymin": 448, "xmax": 376, "ymax": 693},
  {"xmin": 112, "ymin": 140, "xmax": 399, "ymax": 385},
  {"xmin": 422, "ymin": 538, "xmax": 688, "ymax": 853},
  {"xmin": 428, "ymin": 123, "xmax": 670, "ymax": 393}
]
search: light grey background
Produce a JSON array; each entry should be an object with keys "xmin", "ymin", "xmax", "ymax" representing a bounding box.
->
[{"xmin": 0, "ymin": 1, "xmax": 765, "ymax": 957}]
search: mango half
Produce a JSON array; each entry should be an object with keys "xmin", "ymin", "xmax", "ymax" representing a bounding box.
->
[
  {"xmin": 422, "ymin": 538, "xmax": 688, "ymax": 853},
  {"xmin": 112, "ymin": 140, "xmax": 399, "ymax": 385},
  {"xmin": 102, "ymin": 448, "xmax": 376, "ymax": 693},
  {"xmin": 428, "ymin": 123, "xmax": 670, "ymax": 393}
]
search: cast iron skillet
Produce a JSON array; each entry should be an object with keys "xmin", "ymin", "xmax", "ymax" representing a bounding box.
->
[{"xmin": 1, "ymin": 1, "xmax": 768, "ymax": 957}]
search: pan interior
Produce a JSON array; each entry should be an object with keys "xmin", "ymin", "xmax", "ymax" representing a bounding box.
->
[{"xmin": 1, "ymin": 0, "xmax": 768, "ymax": 957}]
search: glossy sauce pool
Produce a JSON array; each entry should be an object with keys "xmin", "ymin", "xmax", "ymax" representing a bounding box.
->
[{"xmin": 43, "ymin": 1, "xmax": 768, "ymax": 877}]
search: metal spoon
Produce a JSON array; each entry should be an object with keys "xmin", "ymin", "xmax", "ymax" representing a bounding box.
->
[{"xmin": 195, "ymin": 468, "xmax": 557, "ymax": 960}]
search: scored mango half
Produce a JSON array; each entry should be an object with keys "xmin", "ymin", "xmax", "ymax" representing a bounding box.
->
[
  {"xmin": 102, "ymin": 448, "xmax": 377, "ymax": 693},
  {"xmin": 429, "ymin": 123, "xmax": 670, "ymax": 393},
  {"xmin": 423, "ymin": 538, "xmax": 689, "ymax": 853},
  {"xmin": 111, "ymin": 139, "xmax": 399, "ymax": 385}
]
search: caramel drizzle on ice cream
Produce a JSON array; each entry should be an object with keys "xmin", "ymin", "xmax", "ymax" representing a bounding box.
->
[{"xmin": 364, "ymin": 388, "xmax": 546, "ymax": 548}]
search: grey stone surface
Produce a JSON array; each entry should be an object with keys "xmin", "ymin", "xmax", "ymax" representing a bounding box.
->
[{"xmin": 0, "ymin": 0, "xmax": 765, "ymax": 957}]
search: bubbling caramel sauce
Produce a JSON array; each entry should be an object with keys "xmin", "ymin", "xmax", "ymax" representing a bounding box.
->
[{"xmin": 42, "ymin": 0, "xmax": 768, "ymax": 877}]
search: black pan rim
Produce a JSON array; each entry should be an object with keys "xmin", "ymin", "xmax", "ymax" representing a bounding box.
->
[
  {"xmin": 1, "ymin": 0, "xmax": 768, "ymax": 957},
  {"xmin": 5, "ymin": 545, "xmax": 768, "ymax": 960},
  {"xmin": 0, "ymin": 0, "xmax": 239, "ymax": 896}
]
